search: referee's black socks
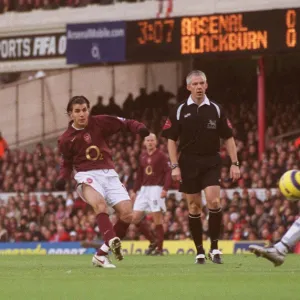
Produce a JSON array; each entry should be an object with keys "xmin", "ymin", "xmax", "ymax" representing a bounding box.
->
[
  {"xmin": 188, "ymin": 214, "xmax": 205, "ymax": 255},
  {"xmin": 208, "ymin": 208, "xmax": 223, "ymax": 250}
]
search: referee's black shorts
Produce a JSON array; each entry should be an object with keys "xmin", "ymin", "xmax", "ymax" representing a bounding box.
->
[{"xmin": 178, "ymin": 153, "xmax": 221, "ymax": 194}]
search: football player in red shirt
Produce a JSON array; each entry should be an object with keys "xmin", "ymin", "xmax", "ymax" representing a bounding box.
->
[
  {"xmin": 131, "ymin": 134, "xmax": 171, "ymax": 255},
  {"xmin": 56, "ymin": 95, "xmax": 149, "ymax": 268}
]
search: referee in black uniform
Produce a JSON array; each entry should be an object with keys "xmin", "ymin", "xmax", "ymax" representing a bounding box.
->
[{"xmin": 162, "ymin": 70, "xmax": 240, "ymax": 264}]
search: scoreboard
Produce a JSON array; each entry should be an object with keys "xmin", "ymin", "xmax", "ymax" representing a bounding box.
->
[{"xmin": 126, "ymin": 8, "xmax": 300, "ymax": 62}]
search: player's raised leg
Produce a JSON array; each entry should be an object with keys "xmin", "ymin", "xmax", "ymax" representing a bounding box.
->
[
  {"xmin": 204, "ymin": 185, "xmax": 223, "ymax": 264},
  {"xmin": 186, "ymin": 193, "xmax": 206, "ymax": 264},
  {"xmin": 81, "ymin": 184, "xmax": 117, "ymax": 268},
  {"xmin": 250, "ymin": 217, "xmax": 300, "ymax": 266}
]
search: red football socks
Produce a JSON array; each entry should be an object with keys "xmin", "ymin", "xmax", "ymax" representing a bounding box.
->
[
  {"xmin": 155, "ymin": 224, "xmax": 164, "ymax": 251},
  {"xmin": 137, "ymin": 219, "xmax": 155, "ymax": 243},
  {"xmin": 114, "ymin": 219, "xmax": 130, "ymax": 240},
  {"xmin": 96, "ymin": 213, "xmax": 116, "ymax": 245}
]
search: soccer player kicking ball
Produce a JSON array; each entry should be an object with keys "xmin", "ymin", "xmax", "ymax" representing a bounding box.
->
[
  {"xmin": 249, "ymin": 217, "xmax": 300, "ymax": 266},
  {"xmin": 131, "ymin": 133, "xmax": 172, "ymax": 255},
  {"xmin": 56, "ymin": 95, "xmax": 150, "ymax": 268}
]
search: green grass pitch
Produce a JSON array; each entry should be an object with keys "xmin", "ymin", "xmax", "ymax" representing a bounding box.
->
[{"xmin": 0, "ymin": 255, "xmax": 299, "ymax": 300}]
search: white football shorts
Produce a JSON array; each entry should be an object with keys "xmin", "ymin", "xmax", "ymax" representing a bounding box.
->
[
  {"xmin": 134, "ymin": 185, "xmax": 166, "ymax": 212},
  {"xmin": 75, "ymin": 170, "xmax": 130, "ymax": 207}
]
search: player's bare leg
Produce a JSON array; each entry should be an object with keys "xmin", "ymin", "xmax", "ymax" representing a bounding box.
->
[
  {"xmin": 152, "ymin": 211, "xmax": 164, "ymax": 256},
  {"xmin": 132, "ymin": 210, "xmax": 157, "ymax": 255},
  {"xmin": 82, "ymin": 184, "xmax": 117, "ymax": 268},
  {"xmin": 205, "ymin": 186, "xmax": 223, "ymax": 264},
  {"xmin": 250, "ymin": 217, "xmax": 300, "ymax": 266},
  {"xmin": 186, "ymin": 193, "xmax": 206, "ymax": 264}
]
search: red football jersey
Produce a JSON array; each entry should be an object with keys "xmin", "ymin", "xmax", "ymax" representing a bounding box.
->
[
  {"xmin": 58, "ymin": 115, "xmax": 145, "ymax": 179},
  {"xmin": 133, "ymin": 149, "xmax": 171, "ymax": 192}
]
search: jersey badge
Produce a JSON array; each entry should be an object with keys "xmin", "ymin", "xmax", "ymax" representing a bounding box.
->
[
  {"xmin": 207, "ymin": 119, "xmax": 217, "ymax": 129},
  {"xmin": 83, "ymin": 133, "xmax": 92, "ymax": 144}
]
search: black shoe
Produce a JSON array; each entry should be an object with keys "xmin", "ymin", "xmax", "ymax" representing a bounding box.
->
[
  {"xmin": 195, "ymin": 254, "xmax": 206, "ymax": 264},
  {"xmin": 109, "ymin": 237, "xmax": 123, "ymax": 261},
  {"xmin": 208, "ymin": 249, "xmax": 223, "ymax": 264},
  {"xmin": 145, "ymin": 242, "xmax": 157, "ymax": 255}
]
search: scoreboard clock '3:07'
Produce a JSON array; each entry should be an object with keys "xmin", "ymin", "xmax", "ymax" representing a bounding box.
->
[{"xmin": 125, "ymin": 8, "xmax": 300, "ymax": 62}]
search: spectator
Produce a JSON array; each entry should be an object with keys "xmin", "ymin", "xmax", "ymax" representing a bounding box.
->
[
  {"xmin": 120, "ymin": 164, "xmax": 134, "ymax": 191},
  {"xmin": 123, "ymin": 93, "xmax": 135, "ymax": 118},
  {"xmin": 90, "ymin": 96, "xmax": 106, "ymax": 116},
  {"xmin": 105, "ymin": 96, "xmax": 123, "ymax": 116},
  {"xmin": 0, "ymin": 131, "xmax": 8, "ymax": 160}
]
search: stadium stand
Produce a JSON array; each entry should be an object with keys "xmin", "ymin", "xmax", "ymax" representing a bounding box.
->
[
  {"xmin": 0, "ymin": 72, "xmax": 299, "ymax": 244},
  {"xmin": 0, "ymin": 0, "xmax": 160, "ymax": 14}
]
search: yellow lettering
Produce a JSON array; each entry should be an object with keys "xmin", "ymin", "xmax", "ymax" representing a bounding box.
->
[
  {"xmin": 200, "ymin": 17, "xmax": 209, "ymax": 34},
  {"xmin": 219, "ymin": 34, "xmax": 229, "ymax": 51},
  {"xmin": 192, "ymin": 36, "xmax": 201, "ymax": 53},
  {"xmin": 238, "ymin": 14, "xmax": 248, "ymax": 32},
  {"xmin": 286, "ymin": 28, "xmax": 297, "ymax": 47},
  {"xmin": 228, "ymin": 33, "xmax": 237, "ymax": 51},
  {"xmin": 237, "ymin": 32, "xmax": 247, "ymax": 50},
  {"xmin": 210, "ymin": 35, "xmax": 219, "ymax": 52},
  {"xmin": 219, "ymin": 15, "xmax": 229, "ymax": 32},
  {"xmin": 181, "ymin": 18, "xmax": 191, "ymax": 35},
  {"xmin": 86, "ymin": 145, "xmax": 103, "ymax": 161},
  {"xmin": 286, "ymin": 9, "xmax": 296, "ymax": 28},
  {"xmin": 257, "ymin": 31, "xmax": 268, "ymax": 49},
  {"xmin": 181, "ymin": 36, "xmax": 191, "ymax": 54},
  {"xmin": 200, "ymin": 35, "xmax": 210, "ymax": 53},
  {"xmin": 145, "ymin": 166, "xmax": 153, "ymax": 175},
  {"xmin": 209, "ymin": 16, "xmax": 219, "ymax": 34}
]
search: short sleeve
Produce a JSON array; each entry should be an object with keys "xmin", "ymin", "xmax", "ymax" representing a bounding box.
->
[
  {"xmin": 218, "ymin": 108, "xmax": 233, "ymax": 139},
  {"xmin": 161, "ymin": 106, "xmax": 181, "ymax": 141}
]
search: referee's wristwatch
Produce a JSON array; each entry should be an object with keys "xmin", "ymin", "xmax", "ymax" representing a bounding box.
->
[
  {"xmin": 171, "ymin": 163, "xmax": 179, "ymax": 170},
  {"xmin": 231, "ymin": 161, "xmax": 240, "ymax": 167}
]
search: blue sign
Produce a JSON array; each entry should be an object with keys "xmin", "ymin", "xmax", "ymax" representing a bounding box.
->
[
  {"xmin": 0, "ymin": 242, "xmax": 96, "ymax": 255},
  {"xmin": 233, "ymin": 241, "xmax": 266, "ymax": 254},
  {"xmin": 66, "ymin": 21, "xmax": 126, "ymax": 64}
]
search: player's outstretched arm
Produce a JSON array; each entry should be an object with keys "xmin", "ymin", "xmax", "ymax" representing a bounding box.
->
[
  {"xmin": 96, "ymin": 115, "xmax": 150, "ymax": 138},
  {"xmin": 119, "ymin": 117, "xmax": 149, "ymax": 137}
]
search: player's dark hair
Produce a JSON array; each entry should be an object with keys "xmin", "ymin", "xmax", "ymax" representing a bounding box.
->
[{"xmin": 66, "ymin": 96, "xmax": 90, "ymax": 113}]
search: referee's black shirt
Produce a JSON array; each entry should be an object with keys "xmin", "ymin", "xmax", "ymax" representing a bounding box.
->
[{"xmin": 162, "ymin": 95, "xmax": 233, "ymax": 156}]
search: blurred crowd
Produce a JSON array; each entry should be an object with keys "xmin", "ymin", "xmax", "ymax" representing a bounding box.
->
[
  {"xmin": 0, "ymin": 0, "xmax": 146, "ymax": 14},
  {"xmin": 0, "ymin": 56, "xmax": 300, "ymax": 244},
  {"xmin": 0, "ymin": 185, "xmax": 300, "ymax": 244},
  {"xmin": 1, "ymin": 81, "xmax": 299, "ymax": 194}
]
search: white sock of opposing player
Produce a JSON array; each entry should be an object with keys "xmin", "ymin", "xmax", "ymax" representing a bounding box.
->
[{"xmin": 275, "ymin": 218, "xmax": 300, "ymax": 255}]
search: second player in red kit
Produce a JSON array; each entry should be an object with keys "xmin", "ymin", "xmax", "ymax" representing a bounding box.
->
[{"xmin": 131, "ymin": 134, "xmax": 172, "ymax": 255}]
